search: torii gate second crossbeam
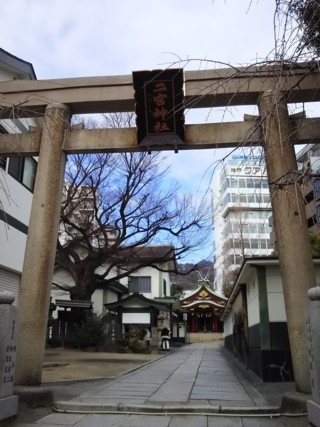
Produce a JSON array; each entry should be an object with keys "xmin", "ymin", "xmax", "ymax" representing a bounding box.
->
[{"xmin": 0, "ymin": 63, "xmax": 319, "ymax": 395}]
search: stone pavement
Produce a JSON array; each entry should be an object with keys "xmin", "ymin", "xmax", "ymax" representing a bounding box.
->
[{"xmin": 3, "ymin": 343, "xmax": 310, "ymax": 426}]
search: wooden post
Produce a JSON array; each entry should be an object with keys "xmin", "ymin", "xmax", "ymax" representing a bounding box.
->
[
  {"xmin": 15, "ymin": 104, "xmax": 70, "ymax": 386},
  {"xmin": 259, "ymin": 91, "xmax": 315, "ymax": 394},
  {"xmin": 214, "ymin": 316, "xmax": 218, "ymax": 333}
]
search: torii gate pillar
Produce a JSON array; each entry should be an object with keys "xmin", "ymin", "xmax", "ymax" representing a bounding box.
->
[
  {"xmin": 15, "ymin": 104, "xmax": 70, "ymax": 385},
  {"xmin": 259, "ymin": 91, "xmax": 315, "ymax": 394}
]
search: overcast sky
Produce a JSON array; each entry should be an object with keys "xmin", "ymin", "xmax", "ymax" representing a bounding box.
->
[{"xmin": 0, "ymin": 1, "xmax": 279, "ymax": 262}]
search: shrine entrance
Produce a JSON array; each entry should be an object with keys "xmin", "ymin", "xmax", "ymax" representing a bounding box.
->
[
  {"xmin": 0, "ymin": 63, "xmax": 319, "ymax": 394},
  {"xmin": 180, "ymin": 282, "xmax": 227, "ymax": 334},
  {"xmin": 188, "ymin": 311, "xmax": 223, "ymax": 333}
]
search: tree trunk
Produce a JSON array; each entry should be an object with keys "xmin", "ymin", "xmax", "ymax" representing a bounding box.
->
[{"xmin": 70, "ymin": 266, "xmax": 97, "ymax": 300}]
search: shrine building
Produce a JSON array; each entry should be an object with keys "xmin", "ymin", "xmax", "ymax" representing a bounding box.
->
[{"xmin": 180, "ymin": 281, "xmax": 227, "ymax": 333}]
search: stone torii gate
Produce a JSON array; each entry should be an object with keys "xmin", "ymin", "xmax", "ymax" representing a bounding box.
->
[{"xmin": 1, "ymin": 63, "xmax": 320, "ymax": 395}]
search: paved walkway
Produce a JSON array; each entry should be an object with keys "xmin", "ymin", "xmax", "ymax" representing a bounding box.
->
[
  {"xmin": 54, "ymin": 343, "xmax": 266, "ymax": 409},
  {"xmin": 5, "ymin": 343, "xmax": 310, "ymax": 426}
]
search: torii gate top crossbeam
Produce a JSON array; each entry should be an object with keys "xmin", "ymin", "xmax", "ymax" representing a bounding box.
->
[{"xmin": 1, "ymin": 63, "xmax": 320, "ymax": 118}]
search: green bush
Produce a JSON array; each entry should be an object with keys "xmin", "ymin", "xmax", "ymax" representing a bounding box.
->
[
  {"xmin": 125, "ymin": 327, "xmax": 149, "ymax": 353},
  {"xmin": 78, "ymin": 313, "xmax": 106, "ymax": 349}
]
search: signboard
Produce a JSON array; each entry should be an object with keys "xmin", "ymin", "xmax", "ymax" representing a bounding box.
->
[
  {"xmin": 132, "ymin": 69, "xmax": 185, "ymax": 148},
  {"xmin": 122, "ymin": 312, "xmax": 150, "ymax": 324}
]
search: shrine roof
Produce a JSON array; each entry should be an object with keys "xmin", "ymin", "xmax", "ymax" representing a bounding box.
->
[
  {"xmin": 180, "ymin": 282, "xmax": 227, "ymax": 303},
  {"xmin": 181, "ymin": 299, "xmax": 226, "ymax": 309},
  {"xmin": 104, "ymin": 292, "xmax": 169, "ymax": 312}
]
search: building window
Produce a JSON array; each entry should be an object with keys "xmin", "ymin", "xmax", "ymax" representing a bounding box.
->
[
  {"xmin": 305, "ymin": 190, "xmax": 314, "ymax": 204},
  {"xmin": 231, "ymin": 193, "xmax": 238, "ymax": 203},
  {"xmin": 230, "ymin": 178, "xmax": 237, "ymax": 188},
  {"xmin": 317, "ymin": 206, "xmax": 320, "ymax": 224},
  {"xmin": 249, "ymin": 223, "xmax": 257, "ymax": 233},
  {"xmin": 260, "ymin": 240, "xmax": 267, "ymax": 249},
  {"xmin": 314, "ymin": 180, "xmax": 320, "ymax": 199},
  {"xmin": 243, "ymin": 239, "xmax": 250, "ymax": 249},
  {"xmin": 8, "ymin": 157, "xmax": 22, "ymax": 180},
  {"xmin": 307, "ymin": 215, "xmax": 317, "ymax": 228},
  {"xmin": 263, "ymin": 194, "xmax": 270, "ymax": 203},
  {"xmin": 0, "ymin": 125, "xmax": 7, "ymax": 170},
  {"xmin": 238, "ymin": 178, "xmax": 246, "ymax": 188},
  {"xmin": 130, "ymin": 276, "xmax": 151, "ymax": 294},
  {"xmin": 239, "ymin": 193, "xmax": 247, "ymax": 203},
  {"xmin": 251, "ymin": 239, "xmax": 259, "ymax": 249},
  {"xmin": 8, "ymin": 157, "xmax": 37, "ymax": 192},
  {"xmin": 163, "ymin": 279, "xmax": 167, "ymax": 297},
  {"xmin": 0, "ymin": 157, "xmax": 6, "ymax": 170}
]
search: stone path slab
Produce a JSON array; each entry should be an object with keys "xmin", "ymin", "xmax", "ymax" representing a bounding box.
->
[{"xmin": 55, "ymin": 343, "xmax": 260, "ymax": 410}]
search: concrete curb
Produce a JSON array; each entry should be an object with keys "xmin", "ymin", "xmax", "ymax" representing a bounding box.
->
[
  {"xmin": 281, "ymin": 391, "xmax": 311, "ymax": 414},
  {"xmin": 52, "ymin": 400, "xmax": 281, "ymax": 416},
  {"xmin": 13, "ymin": 386, "xmax": 54, "ymax": 408}
]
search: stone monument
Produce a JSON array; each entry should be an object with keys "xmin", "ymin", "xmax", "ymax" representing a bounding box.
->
[
  {"xmin": 0, "ymin": 291, "xmax": 18, "ymax": 421},
  {"xmin": 306, "ymin": 286, "xmax": 320, "ymax": 427}
]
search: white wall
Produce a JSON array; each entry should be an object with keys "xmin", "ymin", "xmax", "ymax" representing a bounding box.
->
[
  {"xmin": 0, "ymin": 69, "xmax": 20, "ymax": 80},
  {"xmin": 266, "ymin": 265, "xmax": 286, "ymax": 322},
  {"xmin": 1, "ymin": 173, "xmax": 33, "ymax": 225},
  {"xmin": 130, "ymin": 264, "xmax": 170, "ymax": 298},
  {"xmin": 0, "ymin": 227, "xmax": 27, "ymax": 273},
  {"xmin": 224, "ymin": 261, "xmax": 320, "ymax": 341},
  {"xmin": 0, "ymin": 165, "xmax": 34, "ymax": 274},
  {"xmin": 223, "ymin": 312, "xmax": 234, "ymax": 338},
  {"xmin": 91, "ymin": 289, "xmax": 104, "ymax": 315},
  {"xmin": 52, "ymin": 256, "xmax": 172, "ymax": 316},
  {"xmin": 0, "ymin": 54, "xmax": 37, "ymax": 301},
  {"xmin": 246, "ymin": 272, "xmax": 260, "ymax": 327}
]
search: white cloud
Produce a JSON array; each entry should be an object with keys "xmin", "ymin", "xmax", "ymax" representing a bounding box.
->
[
  {"xmin": 1, "ymin": 1, "xmax": 276, "ymax": 78},
  {"xmin": 0, "ymin": 1, "xmax": 278, "ymax": 261}
]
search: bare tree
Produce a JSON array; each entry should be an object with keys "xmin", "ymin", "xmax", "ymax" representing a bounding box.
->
[
  {"xmin": 276, "ymin": 0, "xmax": 320, "ymax": 59},
  {"xmin": 56, "ymin": 122, "xmax": 211, "ymax": 300}
]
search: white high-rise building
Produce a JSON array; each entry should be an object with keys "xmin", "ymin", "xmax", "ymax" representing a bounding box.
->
[{"xmin": 212, "ymin": 153, "xmax": 273, "ymax": 293}]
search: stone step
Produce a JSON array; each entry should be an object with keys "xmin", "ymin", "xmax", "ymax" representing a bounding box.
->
[{"xmin": 187, "ymin": 332, "xmax": 223, "ymax": 344}]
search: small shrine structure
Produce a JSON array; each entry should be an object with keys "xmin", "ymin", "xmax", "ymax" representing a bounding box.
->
[{"xmin": 180, "ymin": 277, "xmax": 227, "ymax": 333}]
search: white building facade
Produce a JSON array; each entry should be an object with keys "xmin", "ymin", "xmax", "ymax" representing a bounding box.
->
[
  {"xmin": 0, "ymin": 49, "xmax": 38, "ymax": 304},
  {"xmin": 213, "ymin": 154, "xmax": 273, "ymax": 293},
  {"xmin": 52, "ymin": 246, "xmax": 174, "ymax": 316},
  {"xmin": 296, "ymin": 143, "xmax": 320, "ymax": 234}
]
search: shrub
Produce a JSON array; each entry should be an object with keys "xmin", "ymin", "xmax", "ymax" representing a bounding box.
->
[
  {"xmin": 78, "ymin": 313, "xmax": 106, "ymax": 349},
  {"xmin": 125, "ymin": 326, "xmax": 149, "ymax": 353}
]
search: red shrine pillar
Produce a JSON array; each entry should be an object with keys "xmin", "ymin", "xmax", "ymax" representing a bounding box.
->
[{"xmin": 214, "ymin": 316, "xmax": 218, "ymax": 332}]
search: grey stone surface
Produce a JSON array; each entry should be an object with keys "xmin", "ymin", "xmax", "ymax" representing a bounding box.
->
[
  {"xmin": 281, "ymin": 391, "xmax": 309, "ymax": 414},
  {"xmin": 0, "ymin": 395, "xmax": 18, "ymax": 421},
  {"xmin": 306, "ymin": 291, "xmax": 320, "ymax": 427},
  {"xmin": 0, "ymin": 291, "xmax": 15, "ymax": 305},
  {"xmin": 77, "ymin": 413, "xmax": 171, "ymax": 427},
  {"xmin": 0, "ymin": 303, "xmax": 17, "ymax": 400},
  {"xmin": 0, "ymin": 295, "xmax": 18, "ymax": 422},
  {"xmin": 2, "ymin": 344, "xmax": 312, "ymax": 426},
  {"xmin": 306, "ymin": 298, "xmax": 320, "ymax": 403},
  {"xmin": 52, "ymin": 344, "xmax": 273, "ymax": 412},
  {"xmin": 207, "ymin": 417, "xmax": 243, "ymax": 426},
  {"xmin": 307, "ymin": 399, "xmax": 320, "ymax": 427},
  {"xmin": 34, "ymin": 412, "xmax": 86, "ymax": 424},
  {"xmin": 169, "ymin": 414, "xmax": 208, "ymax": 427},
  {"xmin": 14, "ymin": 387, "xmax": 54, "ymax": 408}
]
